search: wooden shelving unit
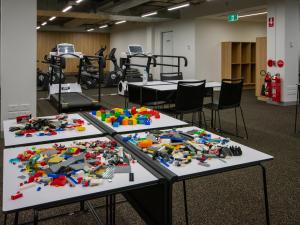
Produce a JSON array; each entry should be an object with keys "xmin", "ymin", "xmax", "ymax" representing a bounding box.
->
[
  {"xmin": 221, "ymin": 41, "xmax": 256, "ymax": 89},
  {"xmin": 255, "ymin": 37, "xmax": 267, "ymax": 100}
]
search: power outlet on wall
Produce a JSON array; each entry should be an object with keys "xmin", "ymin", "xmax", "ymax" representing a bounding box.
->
[
  {"xmin": 8, "ymin": 105, "xmax": 19, "ymax": 112},
  {"xmin": 19, "ymin": 104, "xmax": 31, "ymax": 111},
  {"xmin": 8, "ymin": 104, "xmax": 31, "ymax": 112}
]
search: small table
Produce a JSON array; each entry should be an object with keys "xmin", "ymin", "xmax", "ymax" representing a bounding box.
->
[
  {"xmin": 86, "ymin": 111, "xmax": 188, "ymax": 135},
  {"xmin": 117, "ymin": 126, "xmax": 273, "ymax": 225},
  {"xmin": 126, "ymin": 81, "xmax": 174, "ymax": 106},
  {"xmin": 3, "ymin": 113, "xmax": 105, "ymax": 148},
  {"xmin": 144, "ymin": 81, "xmax": 221, "ymax": 127},
  {"xmin": 2, "ymin": 137, "xmax": 162, "ymax": 225}
]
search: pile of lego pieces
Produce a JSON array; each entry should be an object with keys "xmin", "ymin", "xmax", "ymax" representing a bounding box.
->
[
  {"xmin": 9, "ymin": 139, "xmax": 133, "ymax": 200},
  {"xmin": 9, "ymin": 114, "xmax": 86, "ymax": 137},
  {"xmin": 123, "ymin": 129, "xmax": 242, "ymax": 167},
  {"xmin": 92, "ymin": 107, "xmax": 160, "ymax": 127}
]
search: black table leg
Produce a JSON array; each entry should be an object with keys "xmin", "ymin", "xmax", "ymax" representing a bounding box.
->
[
  {"xmin": 4, "ymin": 213, "xmax": 7, "ymax": 225},
  {"xmin": 33, "ymin": 209, "xmax": 39, "ymax": 225},
  {"xmin": 109, "ymin": 195, "xmax": 113, "ymax": 225},
  {"xmin": 112, "ymin": 195, "xmax": 116, "ymax": 225},
  {"xmin": 80, "ymin": 201, "xmax": 85, "ymax": 211},
  {"xmin": 295, "ymin": 85, "xmax": 299, "ymax": 133},
  {"xmin": 211, "ymin": 93, "xmax": 214, "ymax": 128},
  {"xmin": 14, "ymin": 211, "xmax": 19, "ymax": 225},
  {"xmin": 86, "ymin": 200, "xmax": 105, "ymax": 225},
  {"xmin": 183, "ymin": 180, "xmax": 189, "ymax": 225},
  {"xmin": 106, "ymin": 196, "xmax": 109, "ymax": 225},
  {"xmin": 260, "ymin": 164, "xmax": 271, "ymax": 225}
]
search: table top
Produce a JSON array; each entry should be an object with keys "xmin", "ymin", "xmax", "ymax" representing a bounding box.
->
[
  {"xmin": 165, "ymin": 79, "xmax": 201, "ymax": 84},
  {"xmin": 3, "ymin": 114, "xmax": 104, "ymax": 147},
  {"xmin": 121, "ymin": 126, "xmax": 273, "ymax": 179},
  {"xmin": 89, "ymin": 111, "xmax": 187, "ymax": 134},
  {"xmin": 128, "ymin": 81, "xmax": 172, "ymax": 87},
  {"xmin": 2, "ymin": 137, "xmax": 159, "ymax": 212},
  {"xmin": 144, "ymin": 82, "xmax": 221, "ymax": 91}
]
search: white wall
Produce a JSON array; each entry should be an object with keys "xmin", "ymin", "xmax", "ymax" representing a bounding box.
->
[
  {"xmin": 110, "ymin": 19, "xmax": 196, "ymax": 79},
  {"xmin": 110, "ymin": 18, "xmax": 266, "ymax": 82},
  {"xmin": 1, "ymin": 0, "xmax": 37, "ymax": 126},
  {"xmin": 152, "ymin": 19, "xmax": 196, "ymax": 79},
  {"xmin": 110, "ymin": 25, "xmax": 148, "ymax": 59},
  {"xmin": 196, "ymin": 19, "xmax": 267, "ymax": 82},
  {"xmin": 267, "ymin": 0, "xmax": 299, "ymax": 103}
]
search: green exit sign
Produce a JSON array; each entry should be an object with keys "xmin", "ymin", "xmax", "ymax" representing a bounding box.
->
[{"xmin": 228, "ymin": 13, "xmax": 239, "ymax": 22}]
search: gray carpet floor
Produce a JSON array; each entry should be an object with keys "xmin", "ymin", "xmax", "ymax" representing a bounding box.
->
[{"xmin": 1, "ymin": 82, "xmax": 299, "ymax": 225}]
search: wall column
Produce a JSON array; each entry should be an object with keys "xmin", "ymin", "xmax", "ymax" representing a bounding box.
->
[
  {"xmin": 1, "ymin": 0, "xmax": 37, "ymax": 127},
  {"xmin": 267, "ymin": 0, "xmax": 299, "ymax": 104}
]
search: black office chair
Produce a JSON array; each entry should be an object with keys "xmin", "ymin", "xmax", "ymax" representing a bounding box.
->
[
  {"xmin": 294, "ymin": 84, "xmax": 300, "ymax": 133},
  {"xmin": 126, "ymin": 84, "xmax": 167, "ymax": 109},
  {"xmin": 204, "ymin": 78, "xmax": 248, "ymax": 139},
  {"xmin": 160, "ymin": 72, "xmax": 183, "ymax": 81},
  {"xmin": 161, "ymin": 80, "xmax": 207, "ymax": 127}
]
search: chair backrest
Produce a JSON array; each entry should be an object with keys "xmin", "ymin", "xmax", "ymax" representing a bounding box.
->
[
  {"xmin": 218, "ymin": 79, "xmax": 244, "ymax": 109},
  {"xmin": 160, "ymin": 72, "xmax": 183, "ymax": 81},
  {"xmin": 175, "ymin": 80, "xmax": 206, "ymax": 112}
]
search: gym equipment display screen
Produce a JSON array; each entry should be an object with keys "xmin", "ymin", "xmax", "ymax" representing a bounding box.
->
[
  {"xmin": 57, "ymin": 44, "xmax": 75, "ymax": 55},
  {"xmin": 128, "ymin": 45, "xmax": 144, "ymax": 55}
]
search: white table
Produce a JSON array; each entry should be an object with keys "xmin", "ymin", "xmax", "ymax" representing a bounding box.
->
[
  {"xmin": 121, "ymin": 126, "xmax": 273, "ymax": 178},
  {"xmin": 3, "ymin": 114, "xmax": 104, "ymax": 147},
  {"xmin": 165, "ymin": 79, "xmax": 201, "ymax": 84},
  {"xmin": 128, "ymin": 81, "xmax": 172, "ymax": 87},
  {"xmin": 144, "ymin": 81, "xmax": 221, "ymax": 91},
  {"xmin": 118, "ymin": 126, "xmax": 273, "ymax": 225},
  {"xmin": 89, "ymin": 111, "xmax": 188, "ymax": 134},
  {"xmin": 2, "ymin": 137, "xmax": 159, "ymax": 214}
]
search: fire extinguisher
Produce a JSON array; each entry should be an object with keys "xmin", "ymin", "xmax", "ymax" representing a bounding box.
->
[
  {"xmin": 261, "ymin": 70, "xmax": 272, "ymax": 97},
  {"xmin": 272, "ymin": 73, "xmax": 281, "ymax": 102}
]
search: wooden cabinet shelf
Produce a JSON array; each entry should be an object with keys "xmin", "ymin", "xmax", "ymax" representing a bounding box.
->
[{"xmin": 221, "ymin": 41, "xmax": 256, "ymax": 89}]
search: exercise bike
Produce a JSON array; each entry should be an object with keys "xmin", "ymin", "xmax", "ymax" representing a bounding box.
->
[
  {"xmin": 37, "ymin": 49, "xmax": 66, "ymax": 91},
  {"xmin": 80, "ymin": 46, "xmax": 107, "ymax": 89},
  {"xmin": 80, "ymin": 47, "xmax": 123, "ymax": 89},
  {"xmin": 102, "ymin": 48, "xmax": 123, "ymax": 87}
]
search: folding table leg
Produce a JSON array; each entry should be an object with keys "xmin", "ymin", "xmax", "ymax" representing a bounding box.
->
[
  {"xmin": 86, "ymin": 201, "xmax": 105, "ymax": 225},
  {"xmin": 192, "ymin": 113, "xmax": 195, "ymax": 125},
  {"xmin": 260, "ymin": 164, "xmax": 271, "ymax": 225},
  {"xmin": 295, "ymin": 86, "xmax": 299, "ymax": 133},
  {"xmin": 211, "ymin": 108, "xmax": 214, "ymax": 128},
  {"xmin": 240, "ymin": 106, "xmax": 248, "ymax": 139},
  {"xmin": 80, "ymin": 201, "xmax": 85, "ymax": 211},
  {"xmin": 234, "ymin": 107, "xmax": 238, "ymax": 136},
  {"xmin": 198, "ymin": 111, "xmax": 202, "ymax": 127},
  {"xmin": 112, "ymin": 195, "xmax": 116, "ymax": 225},
  {"xmin": 33, "ymin": 209, "xmax": 39, "ymax": 225},
  {"xmin": 217, "ymin": 110, "xmax": 222, "ymax": 133},
  {"xmin": 295, "ymin": 100, "xmax": 298, "ymax": 133},
  {"xmin": 106, "ymin": 196, "xmax": 109, "ymax": 225},
  {"xmin": 202, "ymin": 111, "xmax": 208, "ymax": 129},
  {"xmin": 14, "ymin": 211, "xmax": 19, "ymax": 225},
  {"xmin": 180, "ymin": 113, "xmax": 184, "ymax": 120},
  {"xmin": 214, "ymin": 110, "xmax": 217, "ymax": 129},
  {"xmin": 182, "ymin": 180, "xmax": 189, "ymax": 225},
  {"xmin": 109, "ymin": 195, "xmax": 113, "ymax": 225},
  {"xmin": 4, "ymin": 213, "xmax": 7, "ymax": 225}
]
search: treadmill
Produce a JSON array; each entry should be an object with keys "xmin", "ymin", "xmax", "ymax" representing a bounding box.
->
[{"xmin": 48, "ymin": 43, "xmax": 103, "ymax": 113}]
